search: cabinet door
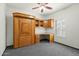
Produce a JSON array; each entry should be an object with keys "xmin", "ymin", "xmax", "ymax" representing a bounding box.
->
[
  {"xmin": 35, "ymin": 20, "xmax": 39, "ymax": 27},
  {"xmin": 35, "ymin": 20, "xmax": 44, "ymax": 27},
  {"xmin": 44, "ymin": 21, "xmax": 48, "ymax": 28},
  {"xmin": 51, "ymin": 19, "xmax": 54, "ymax": 28},
  {"xmin": 50, "ymin": 34, "xmax": 54, "ymax": 43},
  {"xmin": 19, "ymin": 18, "xmax": 32, "ymax": 47},
  {"xmin": 35, "ymin": 35, "xmax": 40, "ymax": 43},
  {"xmin": 48, "ymin": 20, "xmax": 51, "ymax": 27},
  {"xmin": 14, "ymin": 17, "xmax": 33, "ymax": 48},
  {"xmin": 39, "ymin": 20, "xmax": 44, "ymax": 27},
  {"xmin": 44, "ymin": 20, "xmax": 51, "ymax": 28}
]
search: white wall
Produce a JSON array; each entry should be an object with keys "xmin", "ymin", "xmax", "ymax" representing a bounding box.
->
[
  {"xmin": 49, "ymin": 4, "xmax": 79, "ymax": 49},
  {"xmin": 6, "ymin": 4, "xmax": 44, "ymax": 46},
  {"xmin": 0, "ymin": 4, "xmax": 6, "ymax": 56}
]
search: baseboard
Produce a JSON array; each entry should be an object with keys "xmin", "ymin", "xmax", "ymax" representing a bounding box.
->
[
  {"xmin": 2, "ymin": 47, "xmax": 6, "ymax": 56},
  {"xmin": 2, "ymin": 45, "xmax": 13, "ymax": 56},
  {"xmin": 54, "ymin": 41, "xmax": 79, "ymax": 50},
  {"xmin": 6, "ymin": 45, "xmax": 13, "ymax": 49}
]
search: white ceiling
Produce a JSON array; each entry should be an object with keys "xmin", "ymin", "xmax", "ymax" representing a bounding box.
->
[{"xmin": 7, "ymin": 3, "xmax": 72, "ymax": 15}]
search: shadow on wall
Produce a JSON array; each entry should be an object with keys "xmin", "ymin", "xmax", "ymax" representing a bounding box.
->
[{"xmin": 6, "ymin": 16, "xmax": 13, "ymax": 46}]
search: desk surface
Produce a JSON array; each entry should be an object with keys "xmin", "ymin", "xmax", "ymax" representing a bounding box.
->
[{"xmin": 35, "ymin": 33, "xmax": 54, "ymax": 35}]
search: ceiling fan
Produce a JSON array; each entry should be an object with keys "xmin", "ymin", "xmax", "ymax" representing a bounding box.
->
[{"xmin": 32, "ymin": 3, "xmax": 53, "ymax": 13}]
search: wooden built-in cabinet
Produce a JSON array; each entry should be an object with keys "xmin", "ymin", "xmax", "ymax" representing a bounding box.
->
[{"xmin": 13, "ymin": 12, "xmax": 35, "ymax": 48}]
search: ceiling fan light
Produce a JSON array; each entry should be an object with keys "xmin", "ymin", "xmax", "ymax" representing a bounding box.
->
[{"xmin": 41, "ymin": 9, "xmax": 44, "ymax": 13}]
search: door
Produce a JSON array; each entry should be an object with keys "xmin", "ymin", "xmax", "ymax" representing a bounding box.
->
[{"xmin": 13, "ymin": 16, "xmax": 35, "ymax": 48}]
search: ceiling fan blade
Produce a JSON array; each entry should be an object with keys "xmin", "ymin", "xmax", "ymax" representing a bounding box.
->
[
  {"xmin": 45, "ymin": 3, "xmax": 48, "ymax": 5},
  {"xmin": 32, "ymin": 7, "xmax": 39, "ymax": 9},
  {"xmin": 41, "ymin": 9, "xmax": 44, "ymax": 13},
  {"xmin": 37, "ymin": 3, "xmax": 41, "ymax": 5},
  {"xmin": 45, "ymin": 6, "xmax": 52, "ymax": 10},
  {"xmin": 37, "ymin": 3, "xmax": 48, "ymax": 6}
]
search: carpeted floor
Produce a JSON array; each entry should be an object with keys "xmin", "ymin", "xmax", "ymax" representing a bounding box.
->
[{"xmin": 3, "ymin": 42, "xmax": 79, "ymax": 56}]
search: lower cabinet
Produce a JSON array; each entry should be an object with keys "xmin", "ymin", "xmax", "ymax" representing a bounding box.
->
[
  {"xmin": 50, "ymin": 34, "xmax": 54, "ymax": 43},
  {"xmin": 35, "ymin": 35, "xmax": 40, "ymax": 43}
]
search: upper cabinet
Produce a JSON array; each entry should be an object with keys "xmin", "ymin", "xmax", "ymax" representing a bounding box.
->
[
  {"xmin": 35, "ymin": 20, "xmax": 39, "ymax": 27},
  {"xmin": 51, "ymin": 19, "xmax": 54, "ymax": 28},
  {"xmin": 44, "ymin": 19, "xmax": 51, "ymax": 28},
  {"xmin": 35, "ymin": 20, "xmax": 44, "ymax": 27},
  {"xmin": 35, "ymin": 19, "xmax": 54, "ymax": 28},
  {"xmin": 39, "ymin": 20, "xmax": 44, "ymax": 27},
  {"xmin": 48, "ymin": 19, "xmax": 52, "ymax": 27}
]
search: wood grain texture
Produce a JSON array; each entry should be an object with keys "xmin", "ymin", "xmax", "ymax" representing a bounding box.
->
[
  {"xmin": 50, "ymin": 34, "xmax": 54, "ymax": 43},
  {"xmin": 13, "ymin": 17, "xmax": 19, "ymax": 48},
  {"xmin": 48, "ymin": 19, "xmax": 51, "ymax": 28},
  {"xmin": 13, "ymin": 12, "xmax": 35, "ymax": 48}
]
